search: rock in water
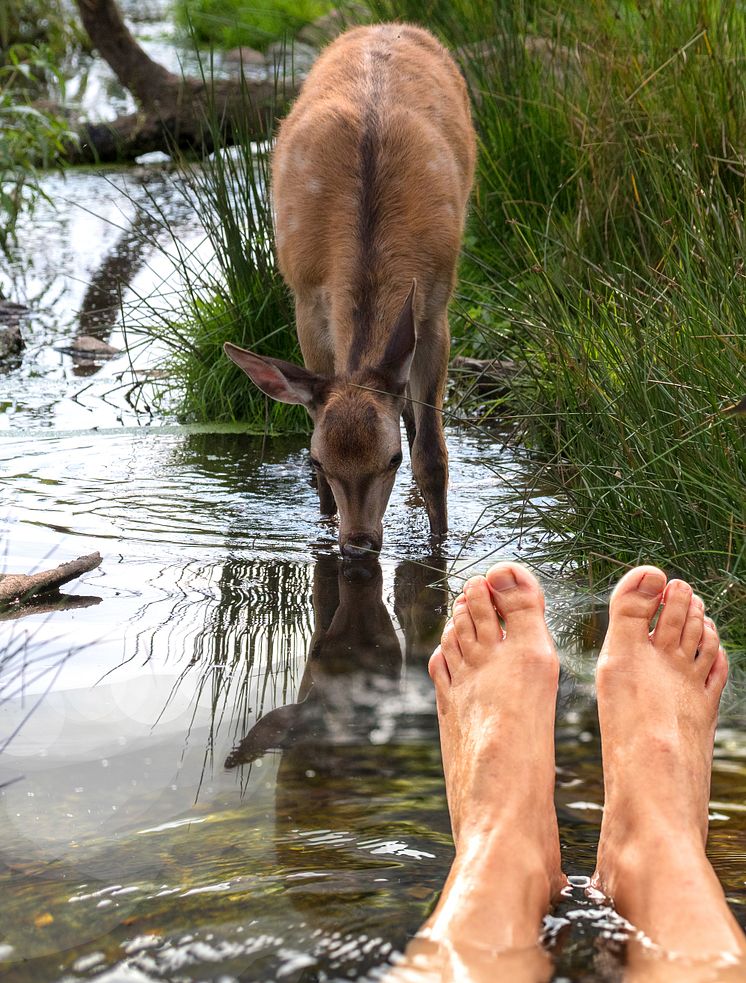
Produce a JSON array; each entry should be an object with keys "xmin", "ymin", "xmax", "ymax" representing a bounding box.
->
[{"xmin": 59, "ymin": 336, "xmax": 121, "ymax": 358}]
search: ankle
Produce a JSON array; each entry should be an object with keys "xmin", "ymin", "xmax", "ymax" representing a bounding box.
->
[
  {"xmin": 598, "ymin": 791, "xmax": 707, "ymax": 854},
  {"xmin": 432, "ymin": 838, "xmax": 559, "ymax": 948},
  {"xmin": 455, "ymin": 826, "xmax": 562, "ymax": 900},
  {"xmin": 596, "ymin": 825, "xmax": 709, "ymax": 902}
]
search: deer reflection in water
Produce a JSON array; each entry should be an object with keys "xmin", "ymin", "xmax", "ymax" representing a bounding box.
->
[{"xmin": 225, "ymin": 552, "xmax": 448, "ymax": 770}]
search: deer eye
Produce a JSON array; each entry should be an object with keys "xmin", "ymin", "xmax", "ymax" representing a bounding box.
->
[
  {"xmin": 389, "ymin": 452, "xmax": 403, "ymax": 470},
  {"xmin": 309, "ymin": 455, "xmax": 323, "ymax": 471}
]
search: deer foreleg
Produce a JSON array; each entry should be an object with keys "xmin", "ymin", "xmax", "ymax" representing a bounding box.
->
[{"xmin": 409, "ymin": 322, "xmax": 449, "ymax": 538}]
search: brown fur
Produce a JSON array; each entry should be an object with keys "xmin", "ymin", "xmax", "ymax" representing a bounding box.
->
[
  {"xmin": 273, "ymin": 23, "xmax": 476, "ymax": 375},
  {"xmin": 228, "ymin": 23, "xmax": 476, "ymax": 555}
]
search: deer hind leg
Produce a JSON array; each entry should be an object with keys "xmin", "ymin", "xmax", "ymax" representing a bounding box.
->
[
  {"xmin": 409, "ymin": 317, "xmax": 449, "ymax": 538},
  {"xmin": 402, "ymin": 398, "xmax": 417, "ymax": 452},
  {"xmin": 295, "ymin": 292, "xmax": 337, "ymax": 517}
]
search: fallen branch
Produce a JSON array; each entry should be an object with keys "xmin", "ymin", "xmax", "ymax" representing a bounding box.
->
[{"xmin": 0, "ymin": 552, "xmax": 102, "ymax": 606}]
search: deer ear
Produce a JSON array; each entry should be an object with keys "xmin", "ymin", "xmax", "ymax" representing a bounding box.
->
[
  {"xmin": 377, "ymin": 280, "xmax": 417, "ymax": 394},
  {"xmin": 224, "ymin": 343, "xmax": 322, "ymax": 407}
]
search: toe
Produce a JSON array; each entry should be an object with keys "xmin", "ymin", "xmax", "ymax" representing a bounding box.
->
[
  {"xmin": 440, "ymin": 621, "xmax": 462, "ymax": 676},
  {"xmin": 485, "ymin": 562, "xmax": 547, "ymax": 641},
  {"xmin": 464, "ymin": 576, "xmax": 501, "ymax": 648},
  {"xmin": 428, "ymin": 646, "xmax": 451, "ymax": 692},
  {"xmin": 680, "ymin": 594, "xmax": 705, "ymax": 661},
  {"xmin": 696, "ymin": 618, "xmax": 720, "ymax": 678},
  {"xmin": 606, "ymin": 565, "xmax": 667, "ymax": 643},
  {"xmin": 452, "ymin": 594, "xmax": 477, "ymax": 647},
  {"xmin": 706, "ymin": 646, "xmax": 728, "ymax": 698},
  {"xmin": 653, "ymin": 579, "xmax": 694, "ymax": 652}
]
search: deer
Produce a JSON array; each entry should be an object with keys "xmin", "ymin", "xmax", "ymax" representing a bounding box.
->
[{"xmin": 224, "ymin": 24, "xmax": 476, "ymax": 557}]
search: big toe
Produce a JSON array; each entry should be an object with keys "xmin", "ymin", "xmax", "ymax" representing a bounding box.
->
[
  {"xmin": 485, "ymin": 562, "xmax": 549, "ymax": 646},
  {"xmin": 607, "ymin": 565, "xmax": 667, "ymax": 644}
]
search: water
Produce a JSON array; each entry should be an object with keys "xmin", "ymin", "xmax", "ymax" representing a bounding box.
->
[
  {"xmin": 2, "ymin": 12, "xmax": 746, "ymax": 981},
  {"xmin": 2, "ymin": 423, "xmax": 746, "ymax": 982}
]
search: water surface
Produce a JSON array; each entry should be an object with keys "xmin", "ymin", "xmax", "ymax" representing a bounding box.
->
[{"xmin": 2, "ymin": 422, "xmax": 746, "ymax": 982}]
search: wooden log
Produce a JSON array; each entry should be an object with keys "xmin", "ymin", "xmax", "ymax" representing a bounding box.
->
[{"xmin": 0, "ymin": 552, "xmax": 102, "ymax": 606}]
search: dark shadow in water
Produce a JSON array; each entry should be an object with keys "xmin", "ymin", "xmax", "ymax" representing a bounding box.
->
[
  {"xmin": 225, "ymin": 552, "xmax": 447, "ymax": 769},
  {"xmin": 0, "ymin": 593, "xmax": 101, "ymax": 623},
  {"xmin": 72, "ymin": 209, "xmax": 160, "ymax": 377},
  {"xmin": 222, "ymin": 552, "xmax": 450, "ymax": 975}
]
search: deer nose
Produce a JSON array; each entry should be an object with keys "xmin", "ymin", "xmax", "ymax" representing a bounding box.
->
[{"xmin": 341, "ymin": 534, "xmax": 379, "ymax": 558}]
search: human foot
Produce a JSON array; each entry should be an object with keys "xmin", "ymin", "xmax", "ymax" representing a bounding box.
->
[
  {"xmin": 593, "ymin": 565, "xmax": 744, "ymax": 961},
  {"xmin": 423, "ymin": 562, "xmax": 566, "ymax": 950}
]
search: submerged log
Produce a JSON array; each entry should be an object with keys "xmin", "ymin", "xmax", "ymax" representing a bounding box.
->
[
  {"xmin": 451, "ymin": 355, "xmax": 518, "ymax": 388},
  {"xmin": 0, "ymin": 552, "xmax": 102, "ymax": 606}
]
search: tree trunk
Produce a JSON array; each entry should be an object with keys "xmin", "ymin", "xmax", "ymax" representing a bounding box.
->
[{"xmin": 68, "ymin": 0, "xmax": 298, "ymax": 163}]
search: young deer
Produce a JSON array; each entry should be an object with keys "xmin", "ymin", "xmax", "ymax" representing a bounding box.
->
[{"xmin": 225, "ymin": 24, "xmax": 476, "ymax": 557}]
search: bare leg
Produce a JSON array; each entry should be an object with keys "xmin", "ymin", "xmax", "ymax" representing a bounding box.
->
[
  {"xmin": 593, "ymin": 566, "xmax": 746, "ymax": 980},
  {"xmin": 387, "ymin": 563, "xmax": 567, "ymax": 981}
]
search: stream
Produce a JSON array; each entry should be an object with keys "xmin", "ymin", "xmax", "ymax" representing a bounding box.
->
[{"xmin": 1, "ymin": 6, "xmax": 746, "ymax": 982}]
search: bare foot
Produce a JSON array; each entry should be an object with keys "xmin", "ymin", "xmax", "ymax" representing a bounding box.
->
[
  {"xmin": 593, "ymin": 565, "xmax": 745, "ymax": 966},
  {"xmin": 423, "ymin": 562, "xmax": 566, "ymax": 952}
]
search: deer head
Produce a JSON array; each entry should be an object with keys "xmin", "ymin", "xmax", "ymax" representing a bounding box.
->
[{"xmin": 225, "ymin": 284, "xmax": 417, "ymax": 557}]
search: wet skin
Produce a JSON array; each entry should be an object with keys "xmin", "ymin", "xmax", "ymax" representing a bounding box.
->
[{"xmin": 388, "ymin": 563, "xmax": 745, "ymax": 982}]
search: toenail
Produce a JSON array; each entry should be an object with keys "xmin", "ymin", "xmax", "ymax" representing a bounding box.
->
[
  {"xmin": 488, "ymin": 569, "xmax": 517, "ymax": 592},
  {"xmin": 693, "ymin": 596, "xmax": 704, "ymax": 611},
  {"xmin": 638, "ymin": 571, "xmax": 665, "ymax": 597},
  {"xmin": 465, "ymin": 578, "xmax": 483, "ymax": 595},
  {"xmin": 671, "ymin": 580, "xmax": 692, "ymax": 595}
]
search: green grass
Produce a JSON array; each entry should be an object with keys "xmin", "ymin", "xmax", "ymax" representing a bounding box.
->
[
  {"xmin": 0, "ymin": 44, "xmax": 74, "ymax": 253},
  {"xmin": 363, "ymin": 0, "xmax": 745, "ymax": 634},
  {"xmin": 130, "ymin": 71, "xmax": 308, "ymax": 431},
  {"xmin": 145, "ymin": 0, "xmax": 744, "ymax": 638},
  {"xmin": 175, "ymin": 0, "xmax": 333, "ymax": 51}
]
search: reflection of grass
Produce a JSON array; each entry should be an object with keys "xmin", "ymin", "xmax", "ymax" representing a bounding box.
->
[
  {"xmin": 0, "ymin": 621, "xmax": 84, "ymax": 757},
  {"xmin": 160, "ymin": 558, "xmax": 313, "ymax": 785}
]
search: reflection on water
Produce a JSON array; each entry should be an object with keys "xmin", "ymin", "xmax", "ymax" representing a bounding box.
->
[{"xmin": 1, "ymin": 424, "xmax": 745, "ymax": 981}]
